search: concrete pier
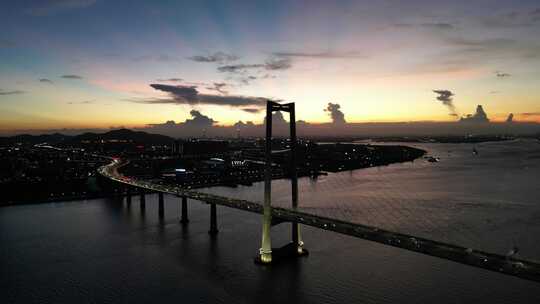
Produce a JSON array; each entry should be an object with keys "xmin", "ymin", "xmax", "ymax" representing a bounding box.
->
[
  {"xmin": 158, "ymin": 192, "xmax": 164, "ymax": 219},
  {"xmin": 209, "ymin": 203, "xmax": 218, "ymax": 235},
  {"xmin": 140, "ymin": 191, "xmax": 145, "ymax": 212},
  {"xmin": 180, "ymin": 196, "xmax": 189, "ymax": 224},
  {"xmin": 126, "ymin": 187, "xmax": 132, "ymax": 207}
]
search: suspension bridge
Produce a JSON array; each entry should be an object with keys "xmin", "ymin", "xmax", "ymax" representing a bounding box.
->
[{"xmin": 98, "ymin": 101, "xmax": 540, "ymax": 283}]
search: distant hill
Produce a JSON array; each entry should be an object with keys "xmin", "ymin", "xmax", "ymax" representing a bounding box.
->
[
  {"xmin": 70, "ymin": 129, "xmax": 173, "ymax": 145},
  {"xmin": 0, "ymin": 129, "xmax": 173, "ymax": 146},
  {"xmin": 0, "ymin": 133, "xmax": 70, "ymax": 145}
]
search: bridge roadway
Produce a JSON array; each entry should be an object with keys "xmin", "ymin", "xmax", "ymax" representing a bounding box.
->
[{"xmin": 99, "ymin": 158, "xmax": 540, "ymax": 283}]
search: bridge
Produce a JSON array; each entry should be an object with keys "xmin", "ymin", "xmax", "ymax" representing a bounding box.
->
[{"xmin": 98, "ymin": 101, "xmax": 540, "ymax": 283}]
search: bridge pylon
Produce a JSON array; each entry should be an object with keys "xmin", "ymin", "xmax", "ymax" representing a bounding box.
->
[{"xmin": 255, "ymin": 100, "xmax": 307, "ymax": 264}]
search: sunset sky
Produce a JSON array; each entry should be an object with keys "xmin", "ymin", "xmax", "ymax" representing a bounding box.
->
[{"xmin": 1, "ymin": 0, "xmax": 540, "ymax": 134}]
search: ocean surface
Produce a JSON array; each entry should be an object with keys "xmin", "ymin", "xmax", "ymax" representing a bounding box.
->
[{"xmin": 2, "ymin": 139, "xmax": 540, "ymax": 303}]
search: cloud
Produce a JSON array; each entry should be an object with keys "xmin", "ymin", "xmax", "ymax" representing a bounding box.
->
[
  {"xmin": 325, "ymin": 102, "xmax": 346, "ymax": 124},
  {"xmin": 433, "ymin": 90, "xmax": 458, "ymax": 116},
  {"xmin": 217, "ymin": 57, "xmax": 292, "ymax": 74},
  {"xmin": 205, "ymin": 82, "xmax": 229, "ymax": 95},
  {"xmin": 241, "ymin": 108, "xmax": 261, "ymax": 113},
  {"xmin": 25, "ymin": 0, "xmax": 97, "ymax": 16},
  {"xmin": 149, "ymin": 84, "xmax": 198, "ymax": 102},
  {"xmin": 129, "ymin": 83, "xmax": 269, "ymax": 109},
  {"xmin": 61, "ymin": 74, "xmax": 83, "ymax": 79},
  {"xmin": 238, "ymin": 76, "xmax": 257, "ymax": 85},
  {"xmin": 0, "ymin": 89, "xmax": 25, "ymax": 95},
  {"xmin": 39, "ymin": 78, "xmax": 54, "ymax": 84},
  {"xmin": 495, "ymin": 71, "xmax": 511, "ymax": 78},
  {"xmin": 217, "ymin": 63, "xmax": 264, "ymax": 73},
  {"xmin": 393, "ymin": 22, "xmax": 455, "ymax": 30},
  {"xmin": 188, "ymin": 52, "xmax": 239, "ymax": 63},
  {"xmin": 264, "ymin": 57, "xmax": 292, "ymax": 70},
  {"xmin": 460, "ymin": 105, "xmax": 489, "ymax": 123},
  {"xmin": 272, "ymin": 51, "xmax": 367, "ymax": 59},
  {"xmin": 144, "ymin": 110, "xmax": 217, "ymax": 137},
  {"xmin": 184, "ymin": 110, "xmax": 216, "ymax": 127},
  {"xmin": 420, "ymin": 22, "xmax": 455, "ymax": 30},
  {"xmin": 156, "ymin": 78, "xmax": 183, "ymax": 82}
]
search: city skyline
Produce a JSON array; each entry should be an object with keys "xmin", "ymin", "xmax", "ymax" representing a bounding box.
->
[{"xmin": 1, "ymin": 0, "xmax": 540, "ymax": 135}]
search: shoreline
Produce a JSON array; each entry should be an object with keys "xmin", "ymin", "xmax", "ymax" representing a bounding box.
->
[{"xmin": 1, "ymin": 144, "xmax": 426, "ymax": 207}]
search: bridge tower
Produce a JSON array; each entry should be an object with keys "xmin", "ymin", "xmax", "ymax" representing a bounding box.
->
[{"xmin": 257, "ymin": 100, "xmax": 306, "ymax": 264}]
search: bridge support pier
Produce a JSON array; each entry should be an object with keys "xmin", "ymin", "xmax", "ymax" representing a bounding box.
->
[
  {"xmin": 158, "ymin": 193, "xmax": 164, "ymax": 219},
  {"xmin": 180, "ymin": 196, "xmax": 189, "ymax": 224},
  {"xmin": 256, "ymin": 101, "xmax": 274, "ymax": 264},
  {"xmin": 140, "ymin": 191, "xmax": 145, "ymax": 212},
  {"xmin": 290, "ymin": 106, "xmax": 307, "ymax": 257},
  {"xmin": 208, "ymin": 203, "xmax": 218, "ymax": 235},
  {"xmin": 126, "ymin": 187, "xmax": 132, "ymax": 207}
]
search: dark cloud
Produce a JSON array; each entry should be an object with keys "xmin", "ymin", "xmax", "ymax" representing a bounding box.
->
[
  {"xmin": 433, "ymin": 90, "xmax": 458, "ymax": 116},
  {"xmin": 184, "ymin": 110, "xmax": 216, "ymax": 127},
  {"xmin": 234, "ymin": 120, "xmax": 255, "ymax": 128},
  {"xmin": 61, "ymin": 74, "xmax": 83, "ymax": 79},
  {"xmin": 39, "ymin": 78, "xmax": 54, "ymax": 84},
  {"xmin": 156, "ymin": 78, "xmax": 183, "ymax": 82},
  {"xmin": 188, "ymin": 52, "xmax": 239, "ymax": 63},
  {"xmin": 151, "ymin": 110, "xmax": 216, "ymax": 128},
  {"xmin": 460, "ymin": 105, "xmax": 489, "ymax": 123},
  {"xmin": 264, "ymin": 57, "xmax": 291, "ymax": 70},
  {"xmin": 218, "ymin": 57, "xmax": 292, "ymax": 74},
  {"xmin": 0, "ymin": 89, "xmax": 25, "ymax": 95},
  {"xmin": 217, "ymin": 63, "xmax": 264, "ymax": 73},
  {"xmin": 241, "ymin": 108, "xmax": 261, "ymax": 113},
  {"xmin": 506, "ymin": 113, "xmax": 514, "ymax": 123},
  {"xmin": 25, "ymin": 0, "xmax": 97, "ymax": 16},
  {"xmin": 394, "ymin": 22, "xmax": 454, "ymax": 30},
  {"xmin": 273, "ymin": 51, "xmax": 367, "ymax": 59},
  {"xmin": 133, "ymin": 83, "xmax": 268, "ymax": 108},
  {"xmin": 205, "ymin": 82, "xmax": 229, "ymax": 94},
  {"xmin": 150, "ymin": 84, "xmax": 198, "ymax": 102},
  {"xmin": 143, "ymin": 110, "xmax": 218, "ymax": 137},
  {"xmin": 238, "ymin": 76, "xmax": 257, "ymax": 85},
  {"xmin": 495, "ymin": 71, "xmax": 511, "ymax": 78},
  {"xmin": 420, "ymin": 22, "xmax": 455, "ymax": 30},
  {"xmin": 325, "ymin": 102, "xmax": 346, "ymax": 124}
]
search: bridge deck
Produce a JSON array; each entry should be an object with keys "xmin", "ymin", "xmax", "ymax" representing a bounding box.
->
[{"xmin": 99, "ymin": 158, "xmax": 540, "ymax": 283}]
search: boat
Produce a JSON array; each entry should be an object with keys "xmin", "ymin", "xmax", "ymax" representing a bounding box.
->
[{"xmin": 426, "ymin": 156, "xmax": 439, "ymax": 163}]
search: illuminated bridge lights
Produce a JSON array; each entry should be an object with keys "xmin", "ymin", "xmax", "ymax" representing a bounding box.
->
[{"xmin": 98, "ymin": 157, "xmax": 540, "ymax": 282}]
